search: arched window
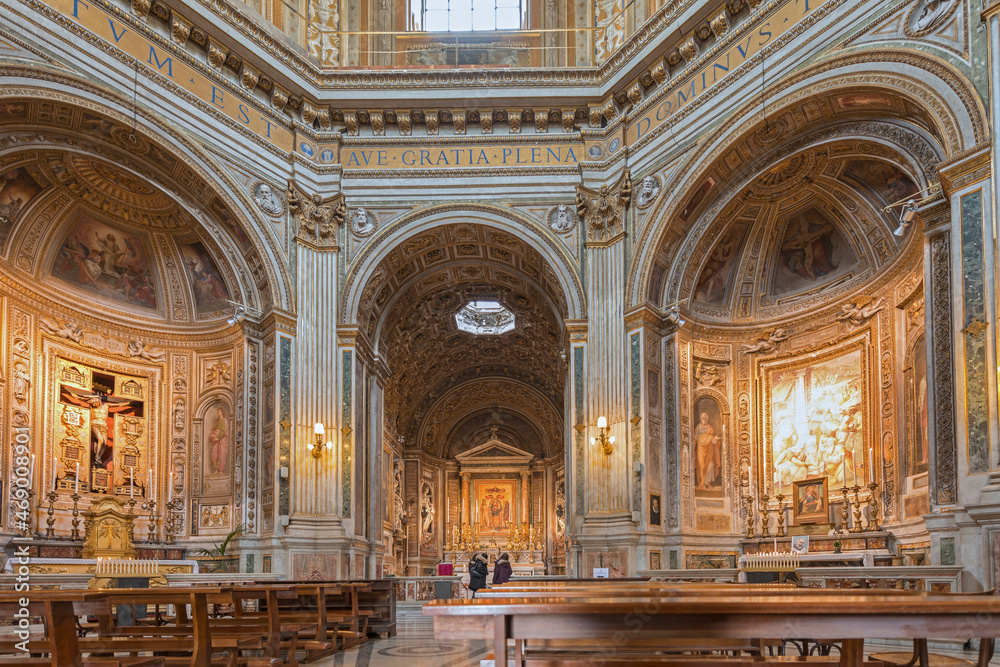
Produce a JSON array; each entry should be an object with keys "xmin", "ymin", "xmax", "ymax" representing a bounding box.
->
[{"xmin": 413, "ymin": 0, "xmax": 526, "ymax": 32}]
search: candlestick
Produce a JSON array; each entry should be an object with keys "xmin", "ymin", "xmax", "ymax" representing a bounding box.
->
[
  {"xmin": 841, "ymin": 486, "xmax": 850, "ymax": 531},
  {"xmin": 850, "ymin": 485, "xmax": 863, "ymax": 533},
  {"xmin": 775, "ymin": 494, "xmax": 786, "ymax": 537},
  {"xmin": 759, "ymin": 494, "xmax": 771, "ymax": 538},
  {"xmin": 44, "ymin": 491, "xmax": 57, "ymax": 539},
  {"xmin": 867, "ymin": 482, "xmax": 882, "ymax": 532},
  {"xmin": 146, "ymin": 500, "xmax": 158, "ymax": 544},
  {"xmin": 744, "ymin": 495, "xmax": 756, "ymax": 539},
  {"xmin": 71, "ymin": 492, "xmax": 82, "ymax": 541}
]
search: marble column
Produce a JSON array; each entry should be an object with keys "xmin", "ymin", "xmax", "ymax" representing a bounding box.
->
[
  {"xmin": 520, "ymin": 471, "xmax": 530, "ymax": 525},
  {"xmin": 460, "ymin": 472, "xmax": 470, "ymax": 525}
]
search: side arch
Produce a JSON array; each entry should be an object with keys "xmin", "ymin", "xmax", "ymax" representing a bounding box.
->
[{"xmin": 628, "ymin": 48, "xmax": 987, "ymax": 310}]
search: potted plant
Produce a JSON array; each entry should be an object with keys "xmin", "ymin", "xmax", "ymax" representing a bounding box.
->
[
  {"xmin": 833, "ymin": 541, "xmax": 842, "ymax": 554},
  {"xmin": 193, "ymin": 523, "xmax": 245, "ymax": 574}
]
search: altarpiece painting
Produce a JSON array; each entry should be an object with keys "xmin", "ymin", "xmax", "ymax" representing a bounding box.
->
[
  {"xmin": 473, "ymin": 480, "xmax": 514, "ymax": 535},
  {"xmin": 763, "ymin": 344, "xmax": 870, "ymax": 494}
]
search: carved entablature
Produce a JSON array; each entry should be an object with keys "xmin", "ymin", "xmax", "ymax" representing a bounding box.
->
[
  {"xmin": 577, "ymin": 169, "xmax": 632, "ymax": 244},
  {"xmin": 287, "ymin": 182, "xmax": 346, "ymax": 248},
  {"xmin": 81, "ymin": 497, "xmax": 136, "ymax": 559},
  {"xmin": 455, "ymin": 432, "xmax": 534, "ymax": 475}
]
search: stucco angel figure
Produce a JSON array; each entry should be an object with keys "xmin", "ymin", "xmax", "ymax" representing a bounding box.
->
[
  {"xmin": 835, "ymin": 297, "xmax": 884, "ymax": 326},
  {"xmin": 741, "ymin": 328, "xmax": 789, "ymax": 354},
  {"xmin": 39, "ymin": 317, "xmax": 83, "ymax": 343},
  {"xmin": 127, "ymin": 340, "xmax": 167, "ymax": 364}
]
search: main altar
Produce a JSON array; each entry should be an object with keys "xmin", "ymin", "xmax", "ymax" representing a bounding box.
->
[{"xmin": 443, "ymin": 429, "xmax": 547, "ymax": 575}]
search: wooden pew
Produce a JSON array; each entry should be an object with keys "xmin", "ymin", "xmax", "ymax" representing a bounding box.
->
[
  {"xmin": 424, "ymin": 589, "xmax": 1000, "ymax": 667},
  {"xmin": 0, "ymin": 591, "xmax": 163, "ymax": 667}
]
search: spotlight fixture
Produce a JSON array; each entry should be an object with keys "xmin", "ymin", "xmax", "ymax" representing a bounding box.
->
[
  {"xmin": 307, "ymin": 422, "xmax": 334, "ymax": 459},
  {"xmin": 227, "ymin": 307, "xmax": 246, "ymax": 327},
  {"xmin": 226, "ymin": 300, "xmax": 262, "ymax": 327},
  {"xmin": 894, "ymin": 199, "xmax": 918, "ymax": 237}
]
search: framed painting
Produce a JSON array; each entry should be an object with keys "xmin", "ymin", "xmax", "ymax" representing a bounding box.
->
[
  {"xmin": 792, "ymin": 477, "xmax": 828, "ymax": 524},
  {"xmin": 762, "ymin": 340, "xmax": 871, "ymax": 493},
  {"xmin": 649, "ymin": 494, "xmax": 661, "ymax": 526},
  {"xmin": 473, "ymin": 479, "xmax": 515, "ymax": 535}
]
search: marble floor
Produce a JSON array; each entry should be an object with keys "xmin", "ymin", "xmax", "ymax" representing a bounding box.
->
[
  {"xmin": 310, "ymin": 608, "xmax": 488, "ymax": 666},
  {"xmin": 309, "ymin": 609, "xmax": 1000, "ymax": 667}
]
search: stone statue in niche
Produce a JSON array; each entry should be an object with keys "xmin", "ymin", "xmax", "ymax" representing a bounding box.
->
[
  {"xmin": 171, "ymin": 459, "xmax": 184, "ymax": 493},
  {"xmin": 12, "ymin": 362, "xmax": 29, "ymax": 403},
  {"xmin": 835, "ymin": 297, "xmax": 884, "ymax": 326},
  {"xmin": 253, "ymin": 183, "xmax": 283, "ymax": 216},
  {"xmin": 352, "ymin": 208, "xmax": 376, "ymax": 236},
  {"xmin": 420, "ymin": 482, "xmax": 434, "ymax": 547},
  {"xmin": 549, "ymin": 204, "xmax": 577, "ymax": 233},
  {"xmin": 173, "ymin": 399, "xmax": 185, "ymax": 432},
  {"xmin": 636, "ymin": 175, "xmax": 661, "ymax": 208}
]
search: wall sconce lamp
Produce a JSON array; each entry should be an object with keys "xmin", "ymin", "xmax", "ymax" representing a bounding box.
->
[
  {"xmin": 893, "ymin": 199, "xmax": 918, "ymax": 237},
  {"xmin": 591, "ymin": 416, "xmax": 615, "ymax": 455},
  {"xmin": 307, "ymin": 422, "xmax": 333, "ymax": 459}
]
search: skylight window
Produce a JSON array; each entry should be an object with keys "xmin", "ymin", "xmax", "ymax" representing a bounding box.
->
[
  {"xmin": 456, "ymin": 300, "xmax": 515, "ymax": 335},
  {"xmin": 417, "ymin": 0, "xmax": 525, "ymax": 32}
]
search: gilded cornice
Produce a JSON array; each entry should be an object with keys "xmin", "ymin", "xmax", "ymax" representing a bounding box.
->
[
  {"xmin": 624, "ymin": 304, "xmax": 665, "ymax": 332},
  {"xmin": 937, "ymin": 141, "xmax": 992, "ymax": 195}
]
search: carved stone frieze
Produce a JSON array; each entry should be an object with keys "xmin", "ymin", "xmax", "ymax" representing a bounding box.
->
[{"xmin": 929, "ymin": 233, "xmax": 956, "ymax": 505}]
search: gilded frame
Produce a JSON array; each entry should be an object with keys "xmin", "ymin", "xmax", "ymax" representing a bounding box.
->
[{"xmin": 757, "ymin": 332, "xmax": 874, "ymax": 496}]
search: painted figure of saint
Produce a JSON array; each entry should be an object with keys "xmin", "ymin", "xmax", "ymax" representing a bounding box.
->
[
  {"xmin": 694, "ymin": 413, "xmax": 721, "ymax": 491},
  {"xmin": 209, "ymin": 407, "xmax": 229, "ymax": 474}
]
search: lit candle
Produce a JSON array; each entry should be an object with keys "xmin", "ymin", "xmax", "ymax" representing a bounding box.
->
[
  {"xmin": 52, "ymin": 452, "xmax": 57, "ymax": 490},
  {"xmin": 869, "ymin": 445, "xmax": 874, "ymax": 484},
  {"xmin": 130, "ymin": 467, "xmax": 134, "ymax": 499},
  {"xmin": 75, "ymin": 462, "xmax": 80, "ymax": 494},
  {"xmin": 148, "ymin": 467, "xmax": 153, "ymax": 503},
  {"xmin": 29, "ymin": 454, "xmax": 35, "ymax": 486}
]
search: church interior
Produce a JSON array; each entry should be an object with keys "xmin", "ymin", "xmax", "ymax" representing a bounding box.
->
[{"xmin": 2, "ymin": 0, "xmax": 1000, "ymax": 663}]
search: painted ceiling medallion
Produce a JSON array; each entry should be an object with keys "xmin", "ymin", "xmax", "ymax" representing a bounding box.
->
[{"xmin": 455, "ymin": 300, "xmax": 515, "ymax": 335}]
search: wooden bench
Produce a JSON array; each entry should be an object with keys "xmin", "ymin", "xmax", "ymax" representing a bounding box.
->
[
  {"xmin": 424, "ymin": 588, "xmax": 1000, "ymax": 667},
  {"xmin": 0, "ymin": 591, "xmax": 163, "ymax": 667}
]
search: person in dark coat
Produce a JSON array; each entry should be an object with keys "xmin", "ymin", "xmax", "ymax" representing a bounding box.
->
[
  {"xmin": 492, "ymin": 552, "xmax": 513, "ymax": 585},
  {"xmin": 468, "ymin": 552, "xmax": 489, "ymax": 598}
]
